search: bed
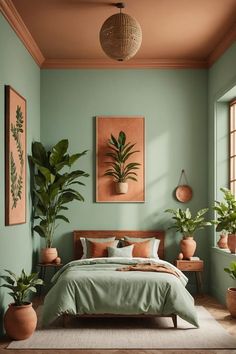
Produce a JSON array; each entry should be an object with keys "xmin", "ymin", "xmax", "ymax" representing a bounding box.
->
[{"xmin": 41, "ymin": 230, "xmax": 199, "ymax": 328}]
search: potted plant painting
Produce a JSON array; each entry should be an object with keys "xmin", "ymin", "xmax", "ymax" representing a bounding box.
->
[
  {"xmin": 165, "ymin": 207, "xmax": 211, "ymax": 259},
  {"xmin": 0, "ymin": 269, "xmax": 43, "ymax": 340},
  {"xmin": 104, "ymin": 131, "xmax": 140, "ymax": 194},
  {"xmin": 29, "ymin": 139, "xmax": 89, "ymax": 263},
  {"xmin": 213, "ymin": 188, "xmax": 236, "ymax": 253},
  {"xmin": 224, "ymin": 261, "xmax": 236, "ymax": 317}
]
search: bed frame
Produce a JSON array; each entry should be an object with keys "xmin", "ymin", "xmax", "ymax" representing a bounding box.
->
[{"xmin": 64, "ymin": 230, "xmax": 177, "ymax": 328}]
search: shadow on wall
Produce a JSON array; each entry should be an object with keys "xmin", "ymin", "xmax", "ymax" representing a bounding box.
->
[{"xmin": 0, "ymin": 278, "xmax": 6, "ymax": 337}]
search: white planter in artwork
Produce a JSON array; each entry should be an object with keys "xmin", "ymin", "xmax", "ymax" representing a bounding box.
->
[{"xmin": 115, "ymin": 182, "xmax": 128, "ymax": 194}]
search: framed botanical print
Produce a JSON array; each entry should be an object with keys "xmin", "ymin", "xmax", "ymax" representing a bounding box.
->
[
  {"xmin": 5, "ymin": 86, "xmax": 27, "ymax": 225},
  {"xmin": 96, "ymin": 116, "xmax": 145, "ymax": 203}
]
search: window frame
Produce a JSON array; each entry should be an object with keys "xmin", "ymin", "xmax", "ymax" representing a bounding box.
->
[{"xmin": 229, "ymin": 98, "xmax": 236, "ymax": 196}]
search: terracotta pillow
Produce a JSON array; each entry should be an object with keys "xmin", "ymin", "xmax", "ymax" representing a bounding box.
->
[
  {"xmin": 124, "ymin": 240, "xmax": 151, "ymax": 258},
  {"xmin": 89, "ymin": 240, "xmax": 116, "ymax": 258}
]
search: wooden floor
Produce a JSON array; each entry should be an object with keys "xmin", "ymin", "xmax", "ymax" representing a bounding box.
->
[{"xmin": 0, "ymin": 295, "xmax": 236, "ymax": 354}]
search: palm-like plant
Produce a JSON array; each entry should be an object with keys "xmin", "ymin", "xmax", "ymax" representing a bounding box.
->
[
  {"xmin": 104, "ymin": 131, "xmax": 140, "ymax": 183},
  {"xmin": 29, "ymin": 139, "xmax": 89, "ymax": 248}
]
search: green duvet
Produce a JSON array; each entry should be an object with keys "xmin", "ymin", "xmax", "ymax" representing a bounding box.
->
[{"xmin": 41, "ymin": 258, "xmax": 199, "ymax": 327}]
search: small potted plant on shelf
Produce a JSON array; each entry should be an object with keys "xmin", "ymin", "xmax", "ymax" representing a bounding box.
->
[
  {"xmin": 104, "ymin": 131, "xmax": 140, "ymax": 194},
  {"xmin": 224, "ymin": 261, "xmax": 236, "ymax": 317},
  {"xmin": 29, "ymin": 139, "xmax": 89, "ymax": 263},
  {"xmin": 0, "ymin": 269, "xmax": 43, "ymax": 340},
  {"xmin": 165, "ymin": 207, "xmax": 211, "ymax": 259},
  {"xmin": 213, "ymin": 188, "xmax": 236, "ymax": 253}
]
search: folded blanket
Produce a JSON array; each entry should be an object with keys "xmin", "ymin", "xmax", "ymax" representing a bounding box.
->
[{"xmin": 117, "ymin": 263, "xmax": 180, "ymax": 278}]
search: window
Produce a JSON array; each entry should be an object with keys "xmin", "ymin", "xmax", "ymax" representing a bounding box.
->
[{"xmin": 230, "ymin": 99, "xmax": 236, "ymax": 196}]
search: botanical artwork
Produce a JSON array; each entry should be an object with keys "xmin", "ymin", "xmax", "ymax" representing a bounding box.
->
[
  {"xmin": 96, "ymin": 116, "xmax": 145, "ymax": 202},
  {"xmin": 5, "ymin": 86, "xmax": 26, "ymax": 225}
]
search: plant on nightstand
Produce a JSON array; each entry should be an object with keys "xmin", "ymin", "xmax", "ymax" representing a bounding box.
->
[
  {"xmin": 213, "ymin": 188, "xmax": 236, "ymax": 253},
  {"xmin": 165, "ymin": 207, "xmax": 211, "ymax": 259},
  {"xmin": 224, "ymin": 261, "xmax": 236, "ymax": 318},
  {"xmin": 0, "ymin": 269, "xmax": 43, "ymax": 340},
  {"xmin": 104, "ymin": 131, "xmax": 140, "ymax": 194},
  {"xmin": 29, "ymin": 139, "xmax": 89, "ymax": 263}
]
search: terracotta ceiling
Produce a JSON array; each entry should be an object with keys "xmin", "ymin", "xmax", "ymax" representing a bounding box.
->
[{"xmin": 1, "ymin": 0, "xmax": 236, "ymax": 68}]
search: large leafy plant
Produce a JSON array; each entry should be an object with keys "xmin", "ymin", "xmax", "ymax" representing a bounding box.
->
[
  {"xmin": 29, "ymin": 139, "xmax": 89, "ymax": 247},
  {"xmin": 224, "ymin": 261, "xmax": 236, "ymax": 280},
  {"xmin": 165, "ymin": 207, "xmax": 211, "ymax": 237},
  {"xmin": 0, "ymin": 269, "xmax": 43, "ymax": 306},
  {"xmin": 213, "ymin": 188, "xmax": 236, "ymax": 234},
  {"xmin": 104, "ymin": 131, "xmax": 140, "ymax": 183}
]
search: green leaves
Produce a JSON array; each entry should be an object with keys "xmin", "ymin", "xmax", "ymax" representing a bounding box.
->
[
  {"xmin": 165, "ymin": 207, "xmax": 211, "ymax": 236},
  {"xmin": 104, "ymin": 131, "xmax": 140, "ymax": 183},
  {"xmin": 29, "ymin": 139, "xmax": 89, "ymax": 247},
  {"xmin": 0, "ymin": 269, "xmax": 43, "ymax": 306},
  {"xmin": 224, "ymin": 261, "xmax": 236, "ymax": 280},
  {"xmin": 213, "ymin": 188, "xmax": 236, "ymax": 233}
]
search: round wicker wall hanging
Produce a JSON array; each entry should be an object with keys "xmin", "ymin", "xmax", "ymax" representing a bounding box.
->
[{"xmin": 175, "ymin": 169, "xmax": 193, "ymax": 203}]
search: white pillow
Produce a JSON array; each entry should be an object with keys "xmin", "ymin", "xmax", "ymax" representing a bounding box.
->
[{"xmin": 80, "ymin": 237, "xmax": 118, "ymax": 259}]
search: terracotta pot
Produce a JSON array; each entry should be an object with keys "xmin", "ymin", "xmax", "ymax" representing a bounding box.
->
[
  {"xmin": 41, "ymin": 247, "xmax": 58, "ymax": 263},
  {"xmin": 217, "ymin": 234, "xmax": 228, "ymax": 249},
  {"xmin": 226, "ymin": 287, "xmax": 236, "ymax": 318},
  {"xmin": 227, "ymin": 234, "xmax": 236, "ymax": 254},
  {"xmin": 115, "ymin": 182, "xmax": 128, "ymax": 194},
  {"xmin": 180, "ymin": 236, "xmax": 196, "ymax": 259},
  {"xmin": 4, "ymin": 303, "xmax": 37, "ymax": 340}
]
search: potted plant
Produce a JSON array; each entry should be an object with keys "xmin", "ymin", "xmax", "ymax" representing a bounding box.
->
[
  {"xmin": 104, "ymin": 131, "xmax": 140, "ymax": 194},
  {"xmin": 224, "ymin": 261, "xmax": 236, "ymax": 317},
  {"xmin": 213, "ymin": 188, "xmax": 236, "ymax": 253},
  {"xmin": 29, "ymin": 139, "xmax": 89, "ymax": 263},
  {"xmin": 165, "ymin": 207, "xmax": 211, "ymax": 259},
  {"xmin": 0, "ymin": 269, "xmax": 43, "ymax": 340}
]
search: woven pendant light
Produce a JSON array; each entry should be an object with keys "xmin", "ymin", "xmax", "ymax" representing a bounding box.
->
[{"xmin": 99, "ymin": 2, "xmax": 142, "ymax": 61}]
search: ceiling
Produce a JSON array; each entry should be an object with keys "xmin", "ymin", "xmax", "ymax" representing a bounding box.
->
[{"xmin": 2, "ymin": 0, "xmax": 236, "ymax": 68}]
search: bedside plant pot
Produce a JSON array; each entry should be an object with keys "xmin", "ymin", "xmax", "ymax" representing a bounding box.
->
[
  {"xmin": 41, "ymin": 248, "xmax": 58, "ymax": 263},
  {"xmin": 115, "ymin": 182, "xmax": 128, "ymax": 194},
  {"xmin": 4, "ymin": 303, "xmax": 37, "ymax": 340},
  {"xmin": 226, "ymin": 287, "xmax": 236, "ymax": 318},
  {"xmin": 180, "ymin": 237, "xmax": 196, "ymax": 259},
  {"xmin": 227, "ymin": 234, "xmax": 236, "ymax": 253}
]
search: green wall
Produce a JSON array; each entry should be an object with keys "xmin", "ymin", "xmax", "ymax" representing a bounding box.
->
[
  {"xmin": 208, "ymin": 43, "xmax": 236, "ymax": 304},
  {"xmin": 41, "ymin": 68, "xmax": 209, "ymax": 292},
  {"xmin": 0, "ymin": 14, "xmax": 41, "ymax": 336}
]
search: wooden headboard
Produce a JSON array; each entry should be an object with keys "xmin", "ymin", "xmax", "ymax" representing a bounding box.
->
[{"xmin": 73, "ymin": 230, "xmax": 165, "ymax": 260}]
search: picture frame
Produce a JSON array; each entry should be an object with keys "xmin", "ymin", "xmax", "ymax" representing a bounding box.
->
[
  {"xmin": 5, "ymin": 86, "xmax": 27, "ymax": 225},
  {"xmin": 96, "ymin": 116, "xmax": 145, "ymax": 203}
]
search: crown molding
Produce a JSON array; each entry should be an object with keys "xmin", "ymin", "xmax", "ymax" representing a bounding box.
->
[
  {"xmin": 41, "ymin": 58, "xmax": 208, "ymax": 69},
  {"xmin": 208, "ymin": 23, "xmax": 236, "ymax": 66},
  {"xmin": 0, "ymin": 0, "xmax": 235, "ymax": 69},
  {"xmin": 0, "ymin": 0, "xmax": 44, "ymax": 67}
]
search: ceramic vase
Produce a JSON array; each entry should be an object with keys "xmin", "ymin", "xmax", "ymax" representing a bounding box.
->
[
  {"xmin": 227, "ymin": 234, "xmax": 236, "ymax": 254},
  {"xmin": 180, "ymin": 236, "xmax": 196, "ymax": 259},
  {"xmin": 226, "ymin": 288, "xmax": 236, "ymax": 318},
  {"xmin": 4, "ymin": 303, "xmax": 37, "ymax": 340},
  {"xmin": 41, "ymin": 247, "xmax": 58, "ymax": 263},
  {"xmin": 217, "ymin": 234, "xmax": 228, "ymax": 249}
]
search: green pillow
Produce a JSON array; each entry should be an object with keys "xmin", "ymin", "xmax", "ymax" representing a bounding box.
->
[{"xmin": 108, "ymin": 244, "xmax": 134, "ymax": 258}]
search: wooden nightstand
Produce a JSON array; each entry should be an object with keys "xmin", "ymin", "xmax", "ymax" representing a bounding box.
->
[
  {"xmin": 37, "ymin": 263, "xmax": 63, "ymax": 295},
  {"xmin": 174, "ymin": 260, "xmax": 204, "ymax": 295}
]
